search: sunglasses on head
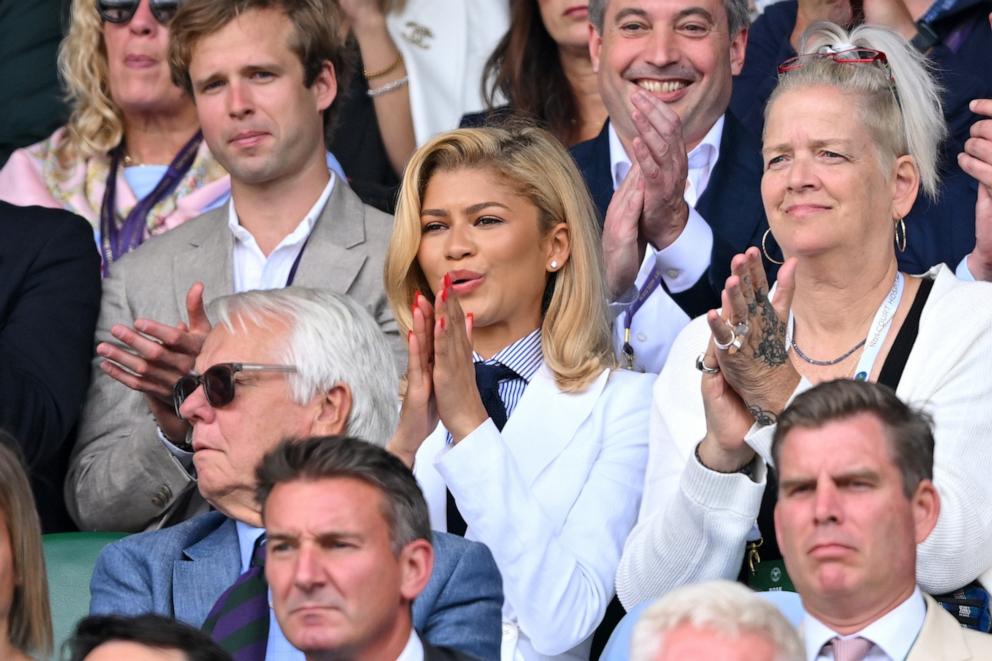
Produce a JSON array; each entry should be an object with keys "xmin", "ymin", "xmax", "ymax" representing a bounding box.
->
[
  {"xmin": 173, "ymin": 362, "xmax": 298, "ymax": 418},
  {"xmin": 97, "ymin": 0, "xmax": 182, "ymax": 25},
  {"xmin": 777, "ymin": 47, "xmax": 890, "ymax": 75}
]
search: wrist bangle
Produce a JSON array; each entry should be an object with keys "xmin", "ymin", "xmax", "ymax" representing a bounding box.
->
[
  {"xmin": 367, "ymin": 75, "xmax": 408, "ymax": 98},
  {"xmin": 695, "ymin": 442, "xmax": 755, "ymax": 475},
  {"xmin": 364, "ymin": 52, "xmax": 402, "ymax": 80}
]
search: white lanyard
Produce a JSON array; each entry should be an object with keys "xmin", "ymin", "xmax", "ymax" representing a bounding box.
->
[{"xmin": 785, "ymin": 272, "xmax": 905, "ymax": 380}]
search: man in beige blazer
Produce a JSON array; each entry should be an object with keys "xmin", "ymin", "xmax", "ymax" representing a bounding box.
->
[
  {"xmin": 65, "ymin": 0, "xmax": 402, "ymax": 533},
  {"xmin": 772, "ymin": 380, "xmax": 992, "ymax": 661}
]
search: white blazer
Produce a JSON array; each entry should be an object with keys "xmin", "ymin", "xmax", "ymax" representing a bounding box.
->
[
  {"xmin": 387, "ymin": 0, "xmax": 510, "ymax": 145},
  {"xmin": 414, "ymin": 365, "xmax": 653, "ymax": 661}
]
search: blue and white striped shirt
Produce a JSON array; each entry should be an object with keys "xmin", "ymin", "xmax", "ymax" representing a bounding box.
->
[{"xmin": 446, "ymin": 329, "xmax": 543, "ymax": 444}]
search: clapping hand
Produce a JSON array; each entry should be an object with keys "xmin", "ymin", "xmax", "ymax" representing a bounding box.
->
[
  {"xmin": 706, "ymin": 248, "xmax": 800, "ymax": 424},
  {"xmin": 97, "ymin": 282, "xmax": 210, "ymax": 442},
  {"xmin": 387, "ymin": 275, "xmax": 486, "ymax": 466},
  {"xmin": 960, "ymin": 98, "xmax": 992, "ymax": 281}
]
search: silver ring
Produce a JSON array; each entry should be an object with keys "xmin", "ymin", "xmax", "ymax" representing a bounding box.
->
[
  {"xmin": 714, "ymin": 328, "xmax": 738, "ymax": 351},
  {"xmin": 730, "ymin": 335, "xmax": 744, "ymax": 353},
  {"xmin": 695, "ymin": 353, "xmax": 720, "ymax": 374},
  {"xmin": 733, "ymin": 320, "xmax": 749, "ymax": 337}
]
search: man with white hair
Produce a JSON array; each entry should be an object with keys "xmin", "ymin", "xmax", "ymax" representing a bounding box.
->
[
  {"xmin": 629, "ymin": 581, "xmax": 803, "ymax": 661},
  {"xmin": 88, "ymin": 288, "xmax": 503, "ymax": 660}
]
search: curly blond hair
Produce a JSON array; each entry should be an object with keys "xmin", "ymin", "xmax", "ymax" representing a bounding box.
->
[{"xmin": 55, "ymin": 0, "xmax": 124, "ymax": 172}]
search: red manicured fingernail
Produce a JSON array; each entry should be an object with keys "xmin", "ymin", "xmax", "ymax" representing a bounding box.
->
[
  {"xmin": 443, "ymin": 273, "xmax": 452, "ymax": 289},
  {"xmin": 439, "ymin": 316, "xmax": 446, "ymax": 330},
  {"xmin": 441, "ymin": 287, "xmax": 448, "ymax": 303},
  {"xmin": 466, "ymin": 312, "xmax": 474, "ymax": 324}
]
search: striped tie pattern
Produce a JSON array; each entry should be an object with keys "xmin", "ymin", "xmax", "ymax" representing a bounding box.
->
[
  {"xmin": 201, "ymin": 534, "xmax": 269, "ymax": 660},
  {"xmin": 827, "ymin": 636, "xmax": 874, "ymax": 661}
]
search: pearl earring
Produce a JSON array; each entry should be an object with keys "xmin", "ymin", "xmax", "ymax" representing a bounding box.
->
[{"xmin": 549, "ymin": 260, "xmax": 559, "ymax": 270}]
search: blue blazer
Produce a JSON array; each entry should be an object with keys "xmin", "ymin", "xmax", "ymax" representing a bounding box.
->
[
  {"xmin": 570, "ymin": 116, "xmax": 774, "ymax": 319},
  {"xmin": 89, "ymin": 511, "xmax": 504, "ymax": 660}
]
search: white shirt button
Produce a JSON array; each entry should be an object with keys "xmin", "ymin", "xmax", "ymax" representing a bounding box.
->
[
  {"xmin": 666, "ymin": 269, "xmax": 680, "ymax": 279},
  {"xmin": 636, "ymin": 332, "xmax": 647, "ymax": 342}
]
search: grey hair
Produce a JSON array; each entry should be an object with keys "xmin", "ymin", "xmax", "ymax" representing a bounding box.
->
[
  {"xmin": 256, "ymin": 436, "xmax": 431, "ymax": 554},
  {"xmin": 589, "ymin": 0, "xmax": 750, "ymax": 36},
  {"xmin": 768, "ymin": 22, "xmax": 945, "ymax": 198},
  {"xmin": 210, "ymin": 287, "xmax": 399, "ymax": 446},
  {"xmin": 630, "ymin": 581, "xmax": 804, "ymax": 661},
  {"xmin": 772, "ymin": 379, "xmax": 935, "ymax": 499}
]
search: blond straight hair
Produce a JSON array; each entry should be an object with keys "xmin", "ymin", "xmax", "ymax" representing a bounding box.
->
[
  {"xmin": 384, "ymin": 125, "xmax": 616, "ymax": 392},
  {"xmin": 0, "ymin": 439, "xmax": 52, "ymax": 658}
]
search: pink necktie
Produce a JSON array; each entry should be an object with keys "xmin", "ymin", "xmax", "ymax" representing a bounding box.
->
[{"xmin": 828, "ymin": 636, "xmax": 874, "ymax": 661}]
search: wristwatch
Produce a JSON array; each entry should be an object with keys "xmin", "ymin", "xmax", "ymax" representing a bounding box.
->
[{"xmin": 910, "ymin": 20, "xmax": 940, "ymax": 53}]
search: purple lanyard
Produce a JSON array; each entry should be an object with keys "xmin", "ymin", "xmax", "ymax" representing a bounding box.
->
[
  {"xmin": 100, "ymin": 131, "xmax": 203, "ymax": 275},
  {"xmin": 621, "ymin": 265, "xmax": 664, "ymax": 368}
]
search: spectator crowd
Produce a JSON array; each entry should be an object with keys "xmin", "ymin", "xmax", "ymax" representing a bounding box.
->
[{"xmin": 1, "ymin": 0, "xmax": 991, "ymax": 659}]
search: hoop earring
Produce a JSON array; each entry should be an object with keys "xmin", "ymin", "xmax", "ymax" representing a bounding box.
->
[
  {"xmin": 894, "ymin": 217, "xmax": 907, "ymax": 253},
  {"xmin": 761, "ymin": 228, "xmax": 784, "ymax": 265}
]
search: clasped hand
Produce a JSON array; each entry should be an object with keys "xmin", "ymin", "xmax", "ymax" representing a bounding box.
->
[{"xmin": 387, "ymin": 275, "xmax": 488, "ymax": 467}]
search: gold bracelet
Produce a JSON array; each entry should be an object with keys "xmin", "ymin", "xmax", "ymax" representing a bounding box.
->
[{"xmin": 364, "ymin": 52, "xmax": 402, "ymax": 80}]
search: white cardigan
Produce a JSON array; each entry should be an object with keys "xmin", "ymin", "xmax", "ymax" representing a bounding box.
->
[
  {"xmin": 414, "ymin": 365, "xmax": 654, "ymax": 661},
  {"xmin": 616, "ymin": 265, "xmax": 992, "ymax": 609}
]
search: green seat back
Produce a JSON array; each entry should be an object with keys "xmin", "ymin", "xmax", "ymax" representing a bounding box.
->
[{"xmin": 42, "ymin": 532, "xmax": 128, "ymax": 659}]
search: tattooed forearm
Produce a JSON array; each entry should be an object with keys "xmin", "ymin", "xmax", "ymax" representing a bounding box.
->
[
  {"xmin": 754, "ymin": 299, "xmax": 788, "ymax": 367},
  {"xmin": 746, "ymin": 403, "xmax": 778, "ymax": 427}
]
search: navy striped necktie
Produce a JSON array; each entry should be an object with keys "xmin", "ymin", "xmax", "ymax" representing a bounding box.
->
[
  {"xmin": 446, "ymin": 362, "xmax": 519, "ymax": 536},
  {"xmin": 201, "ymin": 534, "xmax": 268, "ymax": 660}
]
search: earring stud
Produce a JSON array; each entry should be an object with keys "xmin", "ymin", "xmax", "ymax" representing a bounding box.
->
[{"xmin": 549, "ymin": 260, "xmax": 559, "ymax": 270}]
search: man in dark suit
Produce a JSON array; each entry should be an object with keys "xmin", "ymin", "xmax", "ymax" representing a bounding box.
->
[
  {"xmin": 774, "ymin": 380, "xmax": 992, "ymax": 660},
  {"xmin": 67, "ymin": 0, "xmax": 403, "ymax": 532},
  {"xmin": 89, "ymin": 287, "xmax": 503, "ymax": 659},
  {"xmin": 0, "ymin": 201, "xmax": 100, "ymax": 531},
  {"xmin": 259, "ymin": 436, "xmax": 483, "ymax": 661},
  {"xmin": 576, "ymin": 0, "xmax": 771, "ymax": 373}
]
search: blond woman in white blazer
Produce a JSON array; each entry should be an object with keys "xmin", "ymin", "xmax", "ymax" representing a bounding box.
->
[{"xmin": 384, "ymin": 125, "xmax": 653, "ymax": 661}]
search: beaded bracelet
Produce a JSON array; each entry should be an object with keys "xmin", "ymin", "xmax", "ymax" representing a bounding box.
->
[
  {"xmin": 367, "ymin": 75, "xmax": 409, "ymax": 98},
  {"xmin": 364, "ymin": 53, "xmax": 402, "ymax": 80},
  {"xmin": 694, "ymin": 442, "xmax": 755, "ymax": 476}
]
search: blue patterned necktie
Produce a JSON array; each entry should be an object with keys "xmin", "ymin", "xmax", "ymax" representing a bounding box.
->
[
  {"xmin": 201, "ymin": 534, "xmax": 268, "ymax": 660},
  {"xmin": 446, "ymin": 362, "xmax": 519, "ymax": 536}
]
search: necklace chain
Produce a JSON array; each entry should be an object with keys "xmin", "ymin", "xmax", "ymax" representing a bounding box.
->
[{"xmin": 790, "ymin": 319, "xmax": 867, "ymax": 366}]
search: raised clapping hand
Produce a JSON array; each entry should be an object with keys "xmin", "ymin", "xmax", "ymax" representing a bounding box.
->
[
  {"xmin": 97, "ymin": 283, "xmax": 210, "ymax": 443},
  {"xmin": 960, "ymin": 98, "xmax": 992, "ymax": 281},
  {"xmin": 388, "ymin": 275, "xmax": 488, "ymax": 467},
  {"xmin": 696, "ymin": 249, "xmax": 801, "ymax": 470},
  {"xmin": 602, "ymin": 164, "xmax": 647, "ymax": 300},
  {"xmin": 628, "ymin": 90, "xmax": 690, "ymax": 252}
]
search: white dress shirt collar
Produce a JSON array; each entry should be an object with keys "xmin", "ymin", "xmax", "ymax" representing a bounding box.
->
[
  {"xmin": 396, "ymin": 629, "xmax": 425, "ymax": 661},
  {"xmin": 803, "ymin": 587, "xmax": 926, "ymax": 661},
  {"xmin": 607, "ymin": 114, "xmax": 725, "ymax": 204},
  {"xmin": 226, "ymin": 171, "xmax": 336, "ymax": 293}
]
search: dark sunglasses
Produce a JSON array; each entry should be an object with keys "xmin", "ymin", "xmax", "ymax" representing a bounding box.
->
[
  {"xmin": 97, "ymin": 0, "xmax": 182, "ymax": 25},
  {"xmin": 173, "ymin": 362, "xmax": 297, "ymax": 418}
]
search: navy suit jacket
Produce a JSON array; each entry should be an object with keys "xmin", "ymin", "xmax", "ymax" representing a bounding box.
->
[
  {"xmin": 89, "ymin": 511, "xmax": 503, "ymax": 660},
  {"xmin": 570, "ymin": 116, "xmax": 773, "ymax": 319},
  {"xmin": 0, "ymin": 202, "xmax": 100, "ymax": 532}
]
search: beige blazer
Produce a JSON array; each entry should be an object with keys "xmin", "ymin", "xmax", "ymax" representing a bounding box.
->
[
  {"xmin": 907, "ymin": 594, "xmax": 992, "ymax": 661},
  {"xmin": 66, "ymin": 180, "xmax": 400, "ymax": 532}
]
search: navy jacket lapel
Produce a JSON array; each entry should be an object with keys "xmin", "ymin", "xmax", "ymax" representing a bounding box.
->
[{"xmin": 570, "ymin": 120, "xmax": 614, "ymax": 225}]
